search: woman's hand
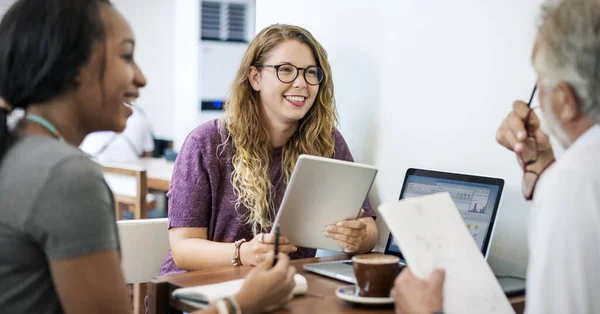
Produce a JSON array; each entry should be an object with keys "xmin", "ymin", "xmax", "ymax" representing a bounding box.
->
[
  {"xmin": 325, "ymin": 216, "xmax": 376, "ymax": 254},
  {"xmin": 240, "ymin": 233, "xmax": 297, "ymax": 266}
]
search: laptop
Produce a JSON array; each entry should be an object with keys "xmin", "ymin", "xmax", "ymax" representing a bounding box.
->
[{"xmin": 303, "ymin": 168, "xmax": 504, "ymax": 284}]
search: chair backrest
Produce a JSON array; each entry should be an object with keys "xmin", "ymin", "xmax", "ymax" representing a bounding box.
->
[
  {"xmin": 101, "ymin": 163, "xmax": 147, "ymax": 219},
  {"xmin": 117, "ymin": 218, "xmax": 170, "ymax": 283}
]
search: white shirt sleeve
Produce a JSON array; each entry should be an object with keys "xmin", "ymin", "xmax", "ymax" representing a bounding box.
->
[
  {"xmin": 122, "ymin": 109, "xmax": 154, "ymax": 155},
  {"xmin": 526, "ymin": 168, "xmax": 600, "ymax": 314},
  {"xmin": 142, "ymin": 121, "xmax": 155, "ymax": 153}
]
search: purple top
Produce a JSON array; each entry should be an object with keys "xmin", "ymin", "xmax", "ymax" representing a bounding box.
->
[{"xmin": 159, "ymin": 119, "xmax": 375, "ymax": 275}]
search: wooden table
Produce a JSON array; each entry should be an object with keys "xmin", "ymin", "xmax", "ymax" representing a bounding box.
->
[
  {"xmin": 148, "ymin": 255, "xmax": 526, "ymax": 314},
  {"xmin": 135, "ymin": 157, "xmax": 175, "ymax": 192}
]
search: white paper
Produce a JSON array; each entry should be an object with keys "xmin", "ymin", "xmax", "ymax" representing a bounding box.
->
[
  {"xmin": 171, "ymin": 273, "xmax": 308, "ymax": 308},
  {"xmin": 378, "ymin": 192, "xmax": 514, "ymax": 314}
]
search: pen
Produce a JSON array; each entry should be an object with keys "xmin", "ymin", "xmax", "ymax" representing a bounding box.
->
[
  {"xmin": 273, "ymin": 224, "xmax": 280, "ymax": 267},
  {"xmin": 527, "ymin": 85, "xmax": 537, "ymax": 108}
]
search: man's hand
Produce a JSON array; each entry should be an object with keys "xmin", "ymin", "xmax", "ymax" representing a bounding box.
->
[
  {"xmin": 393, "ymin": 267, "xmax": 445, "ymax": 314},
  {"xmin": 496, "ymin": 100, "xmax": 554, "ymax": 169}
]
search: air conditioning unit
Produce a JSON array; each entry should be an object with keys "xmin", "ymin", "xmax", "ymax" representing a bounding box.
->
[{"xmin": 199, "ymin": 0, "xmax": 255, "ymax": 116}]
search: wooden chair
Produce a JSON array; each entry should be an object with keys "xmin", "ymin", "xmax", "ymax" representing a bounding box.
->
[
  {"xmin": 101, "ymin": 164, "xmax": 156, "ymax": 219},
  {"xmin": 98, "ymin": 163, "xmax": 163, "ymax": 314}
]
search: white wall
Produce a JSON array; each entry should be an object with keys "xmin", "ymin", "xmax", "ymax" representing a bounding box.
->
[
  {"xmin": 117, "ymin": 0, "xmax": 255, "ymax": 149},
  {"xmin": 257, "ymin": 0, "xmax": 543, "ymax": 277},
  {"xmin": 0, "ymin": 0, "xmax": 190, "ymax": 144},
  {"xmin": 173, "ymin": 0, "xmax": 201, "ymax": 150},
  {"xmin": 0, "ymin": 0, "xmax": 14, "ymax": 20},
  {"xmin": 114, "ymin": 0, "xmax": 200, "ymax": 150},
  {"xmin": 113, "ymin": 0, "xmax": 176, "ymax": 141}
]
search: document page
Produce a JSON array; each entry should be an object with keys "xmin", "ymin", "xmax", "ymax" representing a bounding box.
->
[{"xmin": 378, "ymin": 192, "xmax": 514, "ymax": 314}]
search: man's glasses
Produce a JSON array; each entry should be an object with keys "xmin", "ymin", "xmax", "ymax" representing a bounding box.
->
[
  {"xmin": 521, "ymin": 84, "xmax": 539, "ymax": 200},
  {"xmin": 258, "ymin": 63, "xmax": 324, "ymax": 86},
  {"xmin": 521, "ymin": 85, "xmax": 538, "ymax": 164}
]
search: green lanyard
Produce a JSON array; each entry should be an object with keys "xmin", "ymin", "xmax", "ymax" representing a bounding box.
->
[{"xmin": 25, "ymin": 114, "xmax": 64, "ymax": 142}]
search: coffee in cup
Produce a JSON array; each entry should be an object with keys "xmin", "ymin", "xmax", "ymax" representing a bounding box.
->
[{"xmin": 352, "ymin": 254, "xmax": 404, "ymax": 298}]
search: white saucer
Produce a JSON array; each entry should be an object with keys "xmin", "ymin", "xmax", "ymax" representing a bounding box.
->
[{"xmin": 335, "ymin": 285, "xmax": 394, "ymax": 305}]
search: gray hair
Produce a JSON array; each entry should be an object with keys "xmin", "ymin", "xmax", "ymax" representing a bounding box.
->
[{"xmin": 534, "ymin": 0, "xmax": 600, "ymax": 124}]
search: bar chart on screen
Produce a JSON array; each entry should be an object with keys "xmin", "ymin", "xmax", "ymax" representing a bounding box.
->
[
  {"xmin": 468, "ymin": 203, "xmax": 487, "ymax": 214},
  {"xmin": 467, "ymin": 190, "xmax": 490, "ymax": 214}
]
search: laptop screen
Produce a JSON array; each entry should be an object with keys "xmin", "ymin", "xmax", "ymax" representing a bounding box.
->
[{"xmin": 385, "ymin": 168, "xmax": 504, "ymax": 260}]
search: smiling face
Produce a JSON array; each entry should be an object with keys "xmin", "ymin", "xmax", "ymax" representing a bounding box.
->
[
  {"xmin": 248, "ymin": 40, "xmax": 320, "ymax": 128},
  {"xmin": 75, "ymin": 4, "xmax": 146, "ymax": 133}
]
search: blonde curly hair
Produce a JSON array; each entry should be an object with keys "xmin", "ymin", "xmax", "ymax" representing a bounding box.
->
[{"xmin": 222, "ymin": 24, "xmax": 338, "ymax": 235}]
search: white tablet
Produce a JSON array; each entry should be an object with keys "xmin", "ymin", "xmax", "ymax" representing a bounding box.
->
[{"xmin": 272, "ymin": 154, "xmax": 378, "ymax": 252}]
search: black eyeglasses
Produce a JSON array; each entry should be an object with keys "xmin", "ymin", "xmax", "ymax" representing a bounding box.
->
[
  {"xmin": 258, "ymin": 63, "xmax": 324, "ymax": 85},
  {"xmin": 521, "ymin": 84, "xmax": 539, "ymax": 200},
  {"xmin": 521, "ymin": 85, "xmax": 538, "ymax": 163}
]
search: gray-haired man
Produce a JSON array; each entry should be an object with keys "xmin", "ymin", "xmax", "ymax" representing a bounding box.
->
[{"xmin": 393, "ymin": 0, "xmax": 600, "ymax": 313}]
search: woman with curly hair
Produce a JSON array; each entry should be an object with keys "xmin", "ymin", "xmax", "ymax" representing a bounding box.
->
[{"xmin": 160, "ymin": 24, "xmax": 378, "ymax": 273}]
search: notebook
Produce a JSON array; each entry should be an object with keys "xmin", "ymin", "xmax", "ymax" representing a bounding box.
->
[
  {"xmin": 172, "ymin": 274, "xmax": 308, "ymax": 308},
  {"xmin": 378, "ymin": 193, "xmax": 514, "ymax": 314}
]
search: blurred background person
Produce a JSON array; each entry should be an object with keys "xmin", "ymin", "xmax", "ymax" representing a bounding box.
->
[{"xmin": 80, "ymin": 104, "xmax": 155, "ymax": 165}]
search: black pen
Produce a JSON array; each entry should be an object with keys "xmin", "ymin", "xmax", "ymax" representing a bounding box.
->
[
  {"xmin": 527, "ymin": 85, "xmax": 537, "ymax": 108},
  {"xmin": 272, "ymin": 224, "xmax": 280, "ymax": 267}
]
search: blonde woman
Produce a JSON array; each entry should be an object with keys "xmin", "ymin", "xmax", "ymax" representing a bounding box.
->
[{"xmin": 160, "ymin": 24, "xmax": 378, "ymax": 273}]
